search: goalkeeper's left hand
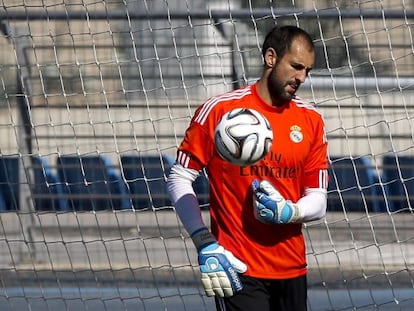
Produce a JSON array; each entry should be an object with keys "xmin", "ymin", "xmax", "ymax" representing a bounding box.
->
[
  {"xmin": 198, "ymin": 242, "xmax": 247, "ymax": 297},
  {"xmin": 252, "ymin": 179, "xmax": 301, "ymax": 224},
  {"xmin": 191, "ymin": 227, "xmax": 247, "ymax": 298}
]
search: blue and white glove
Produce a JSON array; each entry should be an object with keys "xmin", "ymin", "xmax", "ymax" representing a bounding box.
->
[
  {"xmin": 252, "ymin": 179, "xmax": 301, "ymax": 224},
  {"xmin": 191, "ymin": 228, "xmax": 247, "ymax": 297}
]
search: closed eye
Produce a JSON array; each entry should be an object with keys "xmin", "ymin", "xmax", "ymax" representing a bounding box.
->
[{"xmin": 292, "ymin": 63, "xmax": 312, "ymax": 76}]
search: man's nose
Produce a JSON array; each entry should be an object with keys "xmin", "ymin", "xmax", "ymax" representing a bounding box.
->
[{"xmin": 296, "ymin": 70, "xmax": 307, "ymax": 83}]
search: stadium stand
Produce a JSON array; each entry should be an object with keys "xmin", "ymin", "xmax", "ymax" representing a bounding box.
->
[
  {"xmin": 328, "ymin": 156, "xmax": 386, "ymax": 212},
  {"xmin": 32, "ymin": 156, "xmax": 69, "ymax": 211},
  {"xmin": 120, "ymin": 154, "xmax": 174, "ymax": 210},
  {"xmin": 0, "ymin": 156, "xmax": 20, "ymax": 211},
  {"xmin": 382, "ymin": 154, "xmax": 414, "ymax": 212},
  {"xmin": 57, "ymin": 154, "xmax": 129, "ymax": 211}
]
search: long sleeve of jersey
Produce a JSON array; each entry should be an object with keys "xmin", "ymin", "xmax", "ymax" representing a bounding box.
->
[{"xmin": 167, "ymin": 164, "xmax": 206, "ymax": 235}]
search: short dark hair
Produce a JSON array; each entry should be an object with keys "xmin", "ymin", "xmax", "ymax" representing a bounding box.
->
[{"xmin": 261, "ymin": 25, "xmax": 314, "ymax": 59}]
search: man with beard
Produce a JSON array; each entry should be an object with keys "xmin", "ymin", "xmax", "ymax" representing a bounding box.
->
[{"xmin": 167, "ymin": 25, "xmax": 329, "ymax": 311}]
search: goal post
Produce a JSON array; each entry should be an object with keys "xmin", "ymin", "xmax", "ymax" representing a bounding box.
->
[{"xmin": 0, "ymin": 1, "xmax": 413, "ymax": 310}]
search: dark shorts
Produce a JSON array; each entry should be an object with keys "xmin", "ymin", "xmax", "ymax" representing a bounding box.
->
[{"xmin": 215, "ymin": 274, "xmax": 307, "ymax": 311}]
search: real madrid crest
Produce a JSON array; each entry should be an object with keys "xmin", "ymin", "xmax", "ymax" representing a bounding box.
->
[{"xmin": 290, "ymin": 125, "xmax": 303, "ymax": 143}]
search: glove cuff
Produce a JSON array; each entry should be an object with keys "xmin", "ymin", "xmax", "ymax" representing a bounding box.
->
[
  {"xmin": 287, "ymin": 201, "xmax": 302, "ymax": 223},
  {"xmin": 190, "ymin": 227, "xmax": 216, "ymax": 251}
]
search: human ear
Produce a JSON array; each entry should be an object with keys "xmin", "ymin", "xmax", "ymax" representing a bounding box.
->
[{"xmin": 264, "ymin": 48, "xmax": 277, "ymax": 68}]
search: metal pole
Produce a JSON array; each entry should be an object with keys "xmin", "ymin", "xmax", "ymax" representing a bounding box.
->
[
  {"xmin": 1, "ymin": 23, "xmax": 37, "ymax": 263},
  {"xmin": 0, "ymin": 8, "xmax": 413, "ymax": 21}
]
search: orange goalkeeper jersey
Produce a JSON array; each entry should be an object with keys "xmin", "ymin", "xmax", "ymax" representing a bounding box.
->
[{"xmin": 176, "ymin": 83, "xmax": 329, "ymax": 279}]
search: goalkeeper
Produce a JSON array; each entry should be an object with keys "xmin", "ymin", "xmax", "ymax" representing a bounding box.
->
[{"xmin": 167, "ymin": 25, "xmax": 328, "ymax": 311}]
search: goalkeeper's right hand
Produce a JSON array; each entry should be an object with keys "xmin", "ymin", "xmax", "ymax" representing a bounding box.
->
[{"xmin": 191, "ymin": 228, "xmax": 247, "ymax": 297}]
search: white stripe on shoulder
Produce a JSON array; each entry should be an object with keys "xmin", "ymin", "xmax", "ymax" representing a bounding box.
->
[
  {"xmin": 195, "ymin": 87, "xmax": 252, "ymax": 125},
  {"xmin": 177, "ymin": 150, "xmax": 190, "ymax": 168},
  {"xmin": 292, "ymin": 96, "xmax": 319, "ymax": 112},
  {"xmin": 319, "ymin": 169, "xmax": 329, "ymax": 189}
]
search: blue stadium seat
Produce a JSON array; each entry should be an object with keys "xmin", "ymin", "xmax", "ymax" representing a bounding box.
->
[
  {"xmin": 32, "ymin": 156, "xmax": 69, "ymax": 211},
  {"xmin": 120, "ymin": 154, "xmax": 174, "ymax": 210},
  {"xmin": 57, "ymin": 155, "xmax": 130, "ymax": 211},
  {"xmin": 328, "ymin": 156, "xmax": 386, "ymax": 212},
  {"xmin": 382, "ymin": 155, "xmax": 414, "ymax": 212},
  {"xmin": 0, "ymin": 192, "xmax": 6, "ymax": 211},
  {"xmin": 0, "ymin": 156, "xmax": 20, "ymax": 211}
]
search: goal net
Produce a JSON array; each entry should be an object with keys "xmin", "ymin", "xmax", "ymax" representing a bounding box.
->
[{"xmin": 0, "ymin": 0, "xmax": 413, "ymax": 310}]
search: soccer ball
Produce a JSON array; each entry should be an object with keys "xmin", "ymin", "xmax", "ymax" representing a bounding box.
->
[{"xmin": 214, "ymin": 108, "xmax": 273, "ymax": 166}]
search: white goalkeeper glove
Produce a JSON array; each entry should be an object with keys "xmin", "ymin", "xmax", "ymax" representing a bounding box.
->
[
  {"xmin": 252, "ymin": 179, "xmax": 301, "ymax": 224},
  {"xmin": 191, "ymin": 228, "xmax": 247, "ymax": 297}
]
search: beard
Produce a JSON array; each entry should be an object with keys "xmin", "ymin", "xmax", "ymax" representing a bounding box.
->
[{"xmin": 267, "ymin": 67, "xmax": 297, "ymax": 106}]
